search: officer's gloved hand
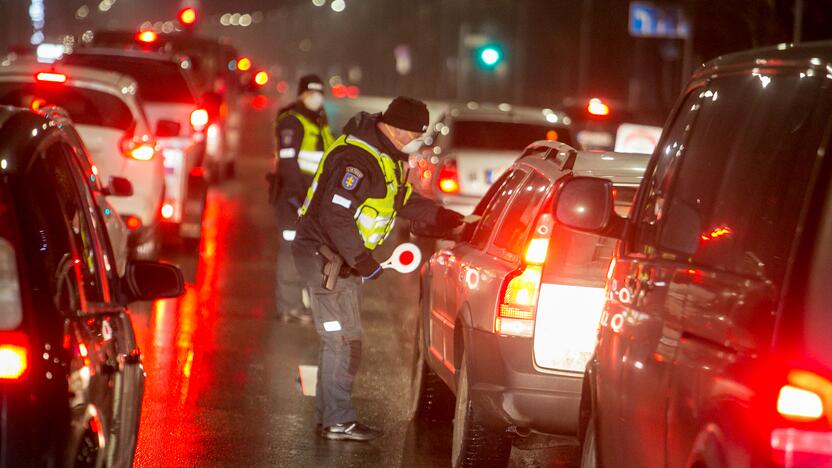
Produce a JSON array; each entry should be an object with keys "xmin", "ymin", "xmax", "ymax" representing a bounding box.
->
[
  {"xmin": 355, "ymin": 253, "xmax": 383, "ymax": 281},
  {"xmin": 436, "ymin": 209, "xmax": 465, "ymax": 230}
]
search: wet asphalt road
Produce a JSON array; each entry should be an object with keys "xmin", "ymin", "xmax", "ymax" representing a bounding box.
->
[{"xmin": 127, "ymin": 103, "xmax": 579, "ymax": 468}]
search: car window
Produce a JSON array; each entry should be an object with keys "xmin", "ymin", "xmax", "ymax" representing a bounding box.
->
[
  {"xmin": 629, "ymin": 88, "xmax": 703, "ymax": 257},
  {"xmin": 659, "ymin": 73, "xmax": 827, "ymax": 282},
  {"xmin": 451, "ymin": 120, "xmax": 575, "ymax": 151},
  {"xmin": 14, "ymin": 143, "xmax": 104, "ymax": 313},
  {"xmin": 50, "ymin": 143, "xmax": 108, "ymax": 305},
  {"xmin": 491, "ymin": 171, "xmax": 551, "ymax": 258},
  {"xmin": 470, "ymin": 169, "xmax": 528, "ymax": 249},
  {"xmin": 65, "ymin": 145, "xmax": 118, "ymax": 292},
  {"xmin": 0, "ymin": 82, "xmax": 134, "ymax": 130},
  {"xmin": 545, "ymin": 186, "xmax": 638, "ymax": 287},
  {"xmin": 60, "ymin": 54, "xmax": 197, "ymax": 104}
]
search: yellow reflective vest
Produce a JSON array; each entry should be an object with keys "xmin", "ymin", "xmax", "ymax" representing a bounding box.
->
[
  {"xmin": 277, "ymin": 110, "xmax": 335, "ymax": 175},
  {"xmin": 299, "ymin": 134, "xmax": 412, "ymax": 250}
]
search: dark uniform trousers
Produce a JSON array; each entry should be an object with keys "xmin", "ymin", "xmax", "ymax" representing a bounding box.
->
[
  {"xmin": 294, "ymin": 250, "xmax": 362, "ymax": 427},
  {"xmin": 275, "ymin": 195, "xmax": 304, "ymax": 315}
]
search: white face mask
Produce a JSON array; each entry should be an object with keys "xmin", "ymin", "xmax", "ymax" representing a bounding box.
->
[
  {"xmin": 302, "ymin": 93, "xmax": 324, "ymax": 112},
  {"xmin": 400, "ymin": 137, "xmax": 425, "ymax": 154}
]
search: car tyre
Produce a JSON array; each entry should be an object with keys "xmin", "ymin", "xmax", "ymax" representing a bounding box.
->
[
  {"xmin": 451, "ymin": 349, "xmax": 512, "ymax": 468},
  {"xmin": 410, "ymin": 314, "xmax": 454, "ymax": 422},
  {"xmin": 580, "ymin": 412, "xmax": 602, "ymax": 468}
]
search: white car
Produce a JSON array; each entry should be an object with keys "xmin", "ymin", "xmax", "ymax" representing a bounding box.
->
[
  {"xmin": 61, "ymin": 48, "xmax": 208, "ymax": 247},
  {"xmin": 409, "ymin": 103, "xmax": 576, "ymax": 214},
  {"xmin": 0, "ymin": 64, "xmax": 164, "ymax": 258}
]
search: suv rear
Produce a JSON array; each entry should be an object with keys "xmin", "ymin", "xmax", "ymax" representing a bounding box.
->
[
  {"xmin": 410, "ymin": 104, "xmax": 576, "ymax": 214},
  {"xmin": 59, "ymin": 48, "xmax": 208, "ymax": 247},
  {"xmin": 0, "ymin": 64, "xmax": 163, "ymax": 259},
  {"xmin": 412, "ymin": 142, "xmax": 649, "ymax": 467},
  {"xmin": 550, "ymin": 41, "xmax": 832, "ymax": 467}
]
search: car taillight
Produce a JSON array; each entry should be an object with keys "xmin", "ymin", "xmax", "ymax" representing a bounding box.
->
[
  {"xmin": 771, "ymin": 370, "xmax": 832, "ymax": 466},
  {"xmin": 135, "ymin": 31, "xmax": 158, "ymax": 43},
  {"xmin": 778, "ymin": 385, "xmax": 825, "ymax": 421},
  {"xmin": 437, "ymin": 160, "xmax": 460, "ymax": 194},
  {"xmin": 161, "ymin": 203, "xmax": 175, "ymax": 220},
  {"xmin": 120, "ymin": 133, "xmax": 156, "ymax": 161},
  {"xmin": 35, "ymin": 72, "xmax": 67, "ymax": 83},
  {"xmin": 0, "ymin": 332, "xmax": 28, "ymax": 381},
  {"xmin": 190, "ymin": 108, "xmax": 209, "ymax": 131},
  {"xmin": 495, "ymin": 214, "xmax": 553, "ymax": 338},
  {"xmin": 124, "ymin": 215, "xmax": 142, "ymax": 231}
]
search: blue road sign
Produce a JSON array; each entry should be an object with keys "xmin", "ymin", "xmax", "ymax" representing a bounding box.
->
[{"xmin": 629, "ymin": 1, "xmax": 691, "ymax": 39}]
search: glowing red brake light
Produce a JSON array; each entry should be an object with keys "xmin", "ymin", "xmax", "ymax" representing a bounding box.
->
[
  {"xmin": 778, "ymin": 385, "xmax": 824, "ymax": 421},
  {"xmin": 495, "ymin": 214, "xmax": 553, "ymax": 337},
  {"xmin": 35, "ymin": 72, "xmax": 67, "ymax": 83},
  {"xmin": 587, "ymin": 98, "xmax": 610, "ymax": 116},
  {"xmin": 437, "ymin": 160, "xmax": 460, "ymax": 194},
  {"xmin": 120, "ymin": 133, "xmax": 156, "ymax": 161},
  {"xmin": 254, "ymin": 71, "xmax": 269, "ymax": 86},
  {"xmin": 190, "ymin": 108, "xmax": 209, "ymax": 131},
  {"xmin": 178, "ymin": 7, "xmax": 197, "ymax": 26},
  {"xmin": 128, "ymin": 144, "xmax": 155, "ymax": 161},
  {"xmin": 0, "ymin": 332, "xmax": 28, "ymax": 381},
  {"xmin": 135, "ymin": 31, "xmax": 158, "ymax": 43},
  {"xmin": 161, "ymin": 203, "xmax": 175, "ymax": 220},
  {"xmin": 124, "ymin": 215, "xmax": 142, "ymax": 231}
]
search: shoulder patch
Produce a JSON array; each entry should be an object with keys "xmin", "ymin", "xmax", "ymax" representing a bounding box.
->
[
  {"xmin": 281, "ymin": 129, "xmax": 295, "ymax": 145},
  {"xmin": 341, "ymin": 166, "xmax": 364, "ymax": 191}
]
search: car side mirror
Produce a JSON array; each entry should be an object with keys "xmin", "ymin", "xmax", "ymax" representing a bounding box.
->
[
  {"xmin": 124, "ymin": 260, "xmax": 185, "ymax": 302},
  {"xmin": 105, "ymin": 176, "xmax": 133, "ymax": 197},
  {"xmin": 554, "ymin": 176, "xmax": 624, "ymax": 238},
  {"xmin": 155, "ymin": 119, "xmax": 181, "ymax": 138}
]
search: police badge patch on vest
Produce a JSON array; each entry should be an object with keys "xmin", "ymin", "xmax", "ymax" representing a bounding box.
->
[{"xmin": 341, "ymin": 166, "xmax": 364, "ymax": 191}]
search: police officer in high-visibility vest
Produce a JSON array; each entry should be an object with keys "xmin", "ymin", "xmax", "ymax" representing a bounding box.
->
[
  {"xmin": 293, "ymin": 96, "xmax": 465, "ymax": 441},
  {"xmin": 271, "ymin": 74, "xmax": 334, "ymax": 323}
]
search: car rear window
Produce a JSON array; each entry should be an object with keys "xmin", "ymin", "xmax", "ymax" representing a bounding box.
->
[
  {"xmin": 0, "ymin": 82, "xmax": 134, "ymax": 130},
  {"xmin": 60, "ymin": 54, "xmax": 196, "ymax": 104},
  {"xmin": 452, "ymin": 120, "xmax": 575, "ymax": 152},
  {"xmin": 543, "ymin": 186, "xmax": 637, "ymax": 287}
]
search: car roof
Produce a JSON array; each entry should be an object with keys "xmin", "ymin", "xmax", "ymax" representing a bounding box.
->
[
  {"xmin": 0, "ymin": 63, "xmax": 139, "ymax": 97},
  {"xmin": 0, "ymin": 106, "xmax": 66, "ymax": 174},
  {"xmin": 66, "ymin": 47, "xmax": 188, "ymax": 65},
  {"xmin": 444, "ymin": 103, "xmax": 571, "ymax": 126},
  {"xmin": 694, "ymin": 40, "xmax": 832, "ymax": 80},
  {"xmin": 520, "ymin": 140, "xmax": 649, "ymax": 185}
]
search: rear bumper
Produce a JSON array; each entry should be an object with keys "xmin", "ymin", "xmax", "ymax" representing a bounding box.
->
[{"xmin": 466, "ymin": 327, "xmax": 582, "ymax": 436}]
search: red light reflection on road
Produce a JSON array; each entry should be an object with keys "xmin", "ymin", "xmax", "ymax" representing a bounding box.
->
[{"xmin": 132, "ymin": 191, "xmax": 236, "ymax": 466}]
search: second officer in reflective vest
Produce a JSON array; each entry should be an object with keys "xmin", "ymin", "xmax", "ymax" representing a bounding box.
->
[
  {"xmin": 293, "ymin": 96, "xmax": 465, "ymax": 441},
  {"xmin": 272, "ymin": 74, "xmax": 334, "ymax": 322}
]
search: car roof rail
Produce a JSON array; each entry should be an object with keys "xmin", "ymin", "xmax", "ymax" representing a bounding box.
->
[{"xmin": 521, "ymin": 140, "xmax": 578, "ymax": 171}]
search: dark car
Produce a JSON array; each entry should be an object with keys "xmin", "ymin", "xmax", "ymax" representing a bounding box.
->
[
  {"xmin": 411, "ymin": 141, "xmax": 649, "ymax": 468},
  {"xmin": 549, "ymin": 42, "xmax": 832, "ymax": 467},
  {"xmin": 0, "ymin": 106, "xmax": 184, "ymax": 466}
]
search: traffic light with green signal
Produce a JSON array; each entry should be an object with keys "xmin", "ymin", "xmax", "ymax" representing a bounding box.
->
[{"xmin": 476, "ymin": 44, "xmax": 503, "ymax": 69}]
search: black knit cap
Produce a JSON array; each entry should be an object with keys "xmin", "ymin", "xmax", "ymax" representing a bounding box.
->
[
  {"xmin": 298, "ymin": 74, "xmax": 325, "ymax": 94},
  {"xmin": 381, "ymin": 96, "xmax": 429, "ymax": 133}
]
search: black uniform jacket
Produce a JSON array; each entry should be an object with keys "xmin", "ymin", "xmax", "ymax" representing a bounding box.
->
[
  {"xmin": 274, "ymin": 102, "xmax": 329, "ymax": 207},
  {"xmin": 294, "ymin": 112, "xmax": 445, "ymax": 267}
]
